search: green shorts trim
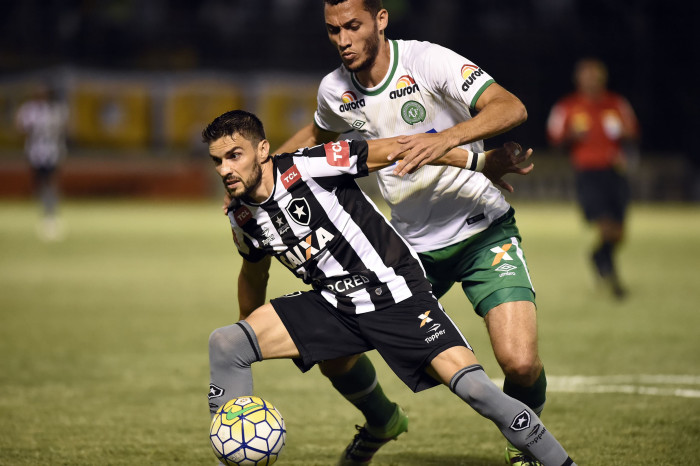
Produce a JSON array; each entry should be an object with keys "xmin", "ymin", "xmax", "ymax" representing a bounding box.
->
[{"xmin": 418, "ymin": 208, "xmax": 536, "ymax": 317}]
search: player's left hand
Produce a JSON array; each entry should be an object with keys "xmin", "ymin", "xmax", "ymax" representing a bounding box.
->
[
  {"xmin": 387, "ymin": 132, "xmax": 454, "ymax": 176},
  {"xmin": 482, "ymin": 142, "xmax": 534, "ymax": 193}
]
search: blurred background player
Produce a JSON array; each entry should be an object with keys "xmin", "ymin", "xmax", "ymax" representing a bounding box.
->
[
  {"xmin": 15, "ymin": 83, "xmax": 69, "ymax": 241},
  {"xmin": 547, "ymin": 58, "xmax": 640, "ymax": 299},
  {"xmin": 269, "ymin": 1, "xmax": 548, "ymax": 464}
]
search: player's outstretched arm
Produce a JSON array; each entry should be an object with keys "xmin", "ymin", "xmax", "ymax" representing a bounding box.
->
[
  {"xmin": 387, "ymin": 84, "xmax": 527, "ymax": 176},
  {"xmin": 366, "ymin": 138, "xmax": 533, "ymax": 186},
  {"xmin": 238, "ymin": 255, "xmax": 272, "ymax": 321}
]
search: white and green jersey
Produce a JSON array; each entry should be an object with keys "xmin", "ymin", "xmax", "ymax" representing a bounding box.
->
[{"xmin": 314, "ymin": 39, "xmax": 510, "ymax": 253}]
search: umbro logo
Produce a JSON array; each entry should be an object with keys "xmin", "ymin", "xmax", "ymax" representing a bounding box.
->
[{"xmin": 495, "ymin": 263, "xmax": 517, "ymax": 272}]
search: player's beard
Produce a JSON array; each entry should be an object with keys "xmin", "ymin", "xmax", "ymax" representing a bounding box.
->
[
  {"xmin": 225, "ymin": 161, "xmax": 262, "ymax": 201},
  {"xmin": 344, "ymin": 24, "xmax": 381, "ymax": 73}
]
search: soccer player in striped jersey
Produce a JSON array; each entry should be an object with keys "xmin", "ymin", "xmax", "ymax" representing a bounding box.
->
[
  {"xmin": 270, "ymin": 1, "xmax": 551, "ymax": 464},
  {"xmin": 204, "ymin": 110, "xmax": 575, "ymax": 466},
  {"xmin": 15, "ymin": 83, "xmax": 69, "ymax": 241}
]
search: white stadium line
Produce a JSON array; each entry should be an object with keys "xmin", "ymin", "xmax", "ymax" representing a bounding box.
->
[{"xmin": 490, "ymin": 375, "xmax": 700, "ymax": 398}]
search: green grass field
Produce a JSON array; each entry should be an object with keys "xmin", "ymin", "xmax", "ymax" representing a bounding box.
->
[{"xmin": 1, "ymin": 199, "xmax": 699, "ymax": 465}]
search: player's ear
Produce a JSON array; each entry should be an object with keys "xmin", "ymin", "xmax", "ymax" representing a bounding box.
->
[
  {"xmin": 377, "ymin": 9, "xmax": 388, "ymax": 35},
  {"xmin": 257, "ymin": 139, "xmax": 270, "ymax": 162}
]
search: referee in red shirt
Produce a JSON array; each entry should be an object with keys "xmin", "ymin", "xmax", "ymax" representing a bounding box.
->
[{"xmin": 547, "ymin": 58, "xmax": 640, "ymax": 299}]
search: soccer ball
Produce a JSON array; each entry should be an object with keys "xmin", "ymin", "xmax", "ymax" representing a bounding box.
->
[{"xmin": 210, "ymin": 396, "xmax": 286, "ymax": 466}]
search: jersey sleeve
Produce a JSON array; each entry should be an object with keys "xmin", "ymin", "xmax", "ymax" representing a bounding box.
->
[
  {"xmin": 411, "ymin": 42, "xmax": 495, "ymax": 109},
  {"xmin": 294, "ymin": 139, "xmax": 370, "ymax": 180},
  {"xmin": 546, "ymin": 100, "xmax": 570, "ymax": 145},
  {"xmin": 313, "ymin": 73, "xmax": 354, "ymax": 133},
  {"xmin": 228, "ymin": 217, "xmax": 267, "ymax": 263}
]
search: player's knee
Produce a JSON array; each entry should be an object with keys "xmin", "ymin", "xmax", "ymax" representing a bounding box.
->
[
  {"xmin": 208, "ymin": 324, "xmax": 258, "ymax": 369},
  {"xmin": 499, "ymin": 354, "xmax": 542, "ymax": 386},
  {"xmin": 208, "ymin": 327, "xmax": 231, "ymax": 364},
  {"xmin": 451, "ymin": 367, "xmax": 503, "ymax": 418}
]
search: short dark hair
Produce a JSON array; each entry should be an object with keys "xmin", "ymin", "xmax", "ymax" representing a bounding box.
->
[
  {"xmin": 202, "ymin": 110, "xmax": 266, "ymax": 145},
  {"xmin": 324, "ymin": 0, "xmax": 383, "ymax": 17}
]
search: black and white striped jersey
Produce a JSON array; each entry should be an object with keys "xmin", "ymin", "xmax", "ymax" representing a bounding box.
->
[{"xmin": 227, "ymin": 139, "xmax": 432, "ymax": 314}]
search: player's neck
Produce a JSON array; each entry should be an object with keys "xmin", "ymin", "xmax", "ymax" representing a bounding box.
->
[{"xmin": 354, "ymin": 38, "xmax": 391, "ymax": 89}]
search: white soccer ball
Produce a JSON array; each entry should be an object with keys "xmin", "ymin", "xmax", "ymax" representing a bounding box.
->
[{"xmin": 210, "ymin": 396, "xmax": 286, "ymax": 465}]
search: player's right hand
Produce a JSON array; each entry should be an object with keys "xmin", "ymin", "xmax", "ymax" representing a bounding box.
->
[{"xmin": 482, "ymin": 142, "xmax": 534, "ymax": 193}]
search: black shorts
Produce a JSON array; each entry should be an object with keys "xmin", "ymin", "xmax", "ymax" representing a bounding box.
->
[
  {"xmin": 575, "ymin": 169, "xmax": 629, "ymax": 223},
  {"xmin": 270, "ymin": 291, "xmax": 472, "ymax": 392}
]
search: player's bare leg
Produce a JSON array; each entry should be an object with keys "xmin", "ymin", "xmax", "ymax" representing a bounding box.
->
[
  {"xmin": 485, "ymin": 300, "xmax": 547, "ymax": 464},
  {"xmin": 428, "ymin": 347, "xmax": 575, "ymax": 466},
  {"xmin": 485, "ymin": 300, "xmax": 543, "ymax": 389},
  {"xmin": 208, "ymin": 304, "xmax": 299, "ymax": 416}
]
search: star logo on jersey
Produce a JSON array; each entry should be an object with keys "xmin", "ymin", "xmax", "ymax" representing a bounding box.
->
[
  {"xmin": 510, "ymin": 410, "xmax": 531, "ymax": 431},
  {"xmin": 401, "ymin": 100, "xmax": 426, "ymax": 125},
  {"xmin": 272, "ymin": 212, "xmax": 291, "ymax": 235},
  {"xmin": 286, "ymin": 198, "xmax": 310, "ymax": 225},
  {"xmin": 490, "ymin": 243, "xmax": 514, "ymax": 266}
]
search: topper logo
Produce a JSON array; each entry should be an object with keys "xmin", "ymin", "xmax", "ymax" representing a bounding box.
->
[
  {"xmin": 281, "ymin": 165, "xmax": 302, "ymax": 189},
  {"xmin": 324, "ymin": 141, "xmax": 350, "ymax": 167}
]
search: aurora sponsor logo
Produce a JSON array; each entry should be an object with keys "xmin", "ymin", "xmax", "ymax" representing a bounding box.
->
[
  {"xmin": 339, "ymin": 91, "xmax": 365, "ymax": 112},
  {"xmin": 461, "ymin": 64, "xmax": 485, "ymax": 92},
  {"xmin": 389, "ymin": 75, "xmax": 420, "ymax": 99}
]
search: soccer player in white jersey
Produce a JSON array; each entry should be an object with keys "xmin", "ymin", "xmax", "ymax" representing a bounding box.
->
[
  {"xmin": 204, "ymin": 109, "xmax": 576, "ymax": 466},
  {"xmin": 15, "ymin": 83, "xmax": 69, "ymax": 241},
  {"xmin": 270, "ymin": 1, "xmax": 550, "ymax": 464}
]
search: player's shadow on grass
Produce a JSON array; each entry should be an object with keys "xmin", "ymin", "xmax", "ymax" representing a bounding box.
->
[{"xmin": 379, "ymin": 452, "xmax": 504, "ymax": 465}]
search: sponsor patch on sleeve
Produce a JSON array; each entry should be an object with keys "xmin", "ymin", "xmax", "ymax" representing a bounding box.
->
[
  {"xmin": 281, "ymin": 164, "xmax": 302, "ymax": 189},
  {"xmin": 324, "ymin": 141, "xmax": 351, "ymax": 167},
  {"xmin": 233, "ymin": 206, "xmax": 253, "ymax": 227}
]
